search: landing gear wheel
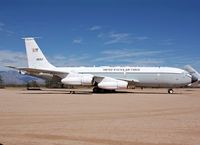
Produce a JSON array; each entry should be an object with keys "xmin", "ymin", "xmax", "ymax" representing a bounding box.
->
[
  {"xmin": 93, "ymin": 87, "xmax": 105, "ymax": 93},
  {"xmin": 93, "ymin": 87, "xmax": 115, "ymax": 93},
  {"xmin": 93, "ymin": 87, "xmax": 99, "ymax": 93},
  {"xmin": 168, "ymin": 89, "xmax": 174, "ymax": 94}
]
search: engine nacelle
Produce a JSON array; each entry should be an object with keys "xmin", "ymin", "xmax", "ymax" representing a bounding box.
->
[
  {"xmin": 98, "ymin": 80, "xmax": 128, "ymax": 90},
  {"xmin": 61, "ymin": 75, "xmax": 93, "ymax": 85}
]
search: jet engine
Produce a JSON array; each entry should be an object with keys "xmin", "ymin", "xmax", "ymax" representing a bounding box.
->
[
  {"xmin": 61, "ymin": 74, "xmax": 93, "ymax": 85},
  {"xmin": 98, "ymin": 79, "xmax": 128, "ymax": 90}
]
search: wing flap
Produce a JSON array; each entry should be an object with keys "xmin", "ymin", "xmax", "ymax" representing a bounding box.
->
[{"xmin": 93, "ymin": 75, "xmax": 139, "ymax": 84}]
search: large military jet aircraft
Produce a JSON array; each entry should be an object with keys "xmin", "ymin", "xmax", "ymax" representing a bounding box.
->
[{"xmin": 8, "ymin": 38, "xmax": 200, "ymax": 93}]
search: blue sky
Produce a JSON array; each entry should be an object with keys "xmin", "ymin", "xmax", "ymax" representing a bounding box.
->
[{"xmin": 0, "ymin": 0, "xmax": 200, "ymax": 71}]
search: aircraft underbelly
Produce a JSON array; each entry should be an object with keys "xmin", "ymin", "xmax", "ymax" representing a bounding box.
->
[{"xmin": 87, "ymin": 72, "xmax": 188, "ymax": 88}]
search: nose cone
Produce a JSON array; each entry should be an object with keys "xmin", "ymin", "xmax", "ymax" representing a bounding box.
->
[{"xmin": 191, "ymin": 75, "xmax": 198, "ymax": 83}]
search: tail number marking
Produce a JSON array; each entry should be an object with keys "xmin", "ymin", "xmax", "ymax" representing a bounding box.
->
[
  {"xmin": 36, "ymin": 58, "xmax": 43, "ymax": 61},
  {"xmin": 32, "ymin": 48, "xmax": 38, "ymax": 52}
]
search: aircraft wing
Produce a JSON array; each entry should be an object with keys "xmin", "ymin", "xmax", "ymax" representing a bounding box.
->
[
  {"xmin": 6, "ymin": 66, "xmax": 68, "ymax": 75},
  {"xmin": 93, "ymin": 75, "xmax": 139, "ymax": 84},
  {"xmin": 7, "ymin": 66, "xmax": 140, "ymax": 85}
]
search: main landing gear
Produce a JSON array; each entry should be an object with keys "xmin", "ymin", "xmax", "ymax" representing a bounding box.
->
[
  {"xmin": 93, "ymin": 87, "xmax": 115, "ymax": 93},
  {"xmin": 168, "ymin": 89, "xmax": 174, "ymax": 94}
]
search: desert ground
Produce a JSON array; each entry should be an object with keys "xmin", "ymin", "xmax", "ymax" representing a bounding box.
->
[{"xmin": 0, "ymin": 87, "xmax": 200, "ymax": 145}]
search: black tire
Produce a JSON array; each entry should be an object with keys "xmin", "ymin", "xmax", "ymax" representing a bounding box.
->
[
  {"xmin": 93, "ymin": 87, "xmax": 99, "ymax": 93},
  {"xmin": 93, "ymin": 87, "xmax": 115, "ymax": 93},
  {"xmin": 168, "ymin": 89, "xmax": 174, "ymax": 94}
]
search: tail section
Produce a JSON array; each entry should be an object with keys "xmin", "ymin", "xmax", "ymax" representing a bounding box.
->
[
  {"xmin": 23, "ymin": 38, "xmax": 55, "ymax": 69},
  {"xmin": 184, "ymin": 65, "xmax": 200, "ymax": 81}
]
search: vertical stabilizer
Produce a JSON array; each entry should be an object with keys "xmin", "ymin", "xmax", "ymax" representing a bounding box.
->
[
  {"xmin": 24, "ymin": 38, "xmax": 55, "ymax": 69},
  {"xmin": 184, "ymin": 65, "xmax": 200, "ymax": 81}
]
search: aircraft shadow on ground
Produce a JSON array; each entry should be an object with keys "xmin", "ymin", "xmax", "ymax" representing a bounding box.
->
[
  {"xmin": 132, "ymin": 92, "xmax": 182, "ymax": 95},
  {"xmin": 22, "ymin": 90, "xmax": 92, "ymax": 95},
  {"xmin": 20, "ymin": 89, "xmax": 186, "ymax": 95}
]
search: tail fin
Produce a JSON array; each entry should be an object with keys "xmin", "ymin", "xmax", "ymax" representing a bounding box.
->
[
  {"xmin": 184, "ymin": 65, "xmax": 200, "ymax": 81},
  {"xmin": 23, "ymin": 38, "xmax": 55, "ymax": 69}
]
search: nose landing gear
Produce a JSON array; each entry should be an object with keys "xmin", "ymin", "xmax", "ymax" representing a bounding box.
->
[{"xmin": 168, "ymin": 89, "xmax": 174, "ymax": 94}]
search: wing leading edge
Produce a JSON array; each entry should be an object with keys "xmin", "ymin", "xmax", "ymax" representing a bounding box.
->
[{"xmin": 6, "ymin": 66, "xmax": 68, "ymax": 75}]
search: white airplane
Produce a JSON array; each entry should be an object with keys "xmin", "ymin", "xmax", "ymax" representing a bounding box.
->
[{"xmin": 8, "ymin": 38, "xmax": 200, "ymax": 93}]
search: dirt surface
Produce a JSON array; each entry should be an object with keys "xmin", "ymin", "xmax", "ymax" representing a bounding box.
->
[{"xmin": 0, "ymin": 88, "xmax": 200, "ymax": 145}]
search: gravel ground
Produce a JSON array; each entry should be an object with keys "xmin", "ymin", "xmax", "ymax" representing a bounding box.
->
[{"xmin": 0, "ymin": 88, "xmax": 200, "ymax": 145}]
